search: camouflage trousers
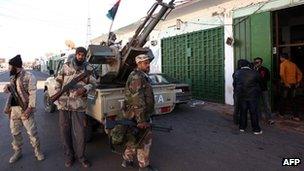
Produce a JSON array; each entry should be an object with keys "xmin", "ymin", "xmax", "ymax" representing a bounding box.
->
[
  {"xmin": 9, "ymin": 106, "xmax": 41, "ymax": 152},
  {"xmin": 123, "ymin": 130, "xmax": 152, "ymax": 168}
]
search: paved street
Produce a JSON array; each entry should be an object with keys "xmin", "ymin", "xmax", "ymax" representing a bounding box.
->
[
  {"xmin": 0, "ymin": 70, "xmax": 48, "ymax": 82},
  {"xmin": 0, "ymin": 71, "xmax": 303, "ymax": 171}
]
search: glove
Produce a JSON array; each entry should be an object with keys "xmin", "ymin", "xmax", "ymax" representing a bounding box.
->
[
  {"xmin": 137, "ymin": 122, "xmax": 150, "ymax": 129},
  {"xmin": 75, "ymin": 87, "xmax": 87, "ymax": 97}
]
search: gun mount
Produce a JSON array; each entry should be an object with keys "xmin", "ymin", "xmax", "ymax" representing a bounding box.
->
[{"xmin": 87, "ymin": 0, "xmax": 175, "ymax": 84}]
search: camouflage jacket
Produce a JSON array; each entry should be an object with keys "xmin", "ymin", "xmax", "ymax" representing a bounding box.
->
[
  {"xmin": 54, "ymin": 60, "xmax": 97, "ymax": 112},
  {"xmin": 4, "ymin": 69, "xmax": 37, "ymax": 113},
  {"xmin": 124, "ymin": 69, "xmax": 155, "ymax": 123}
]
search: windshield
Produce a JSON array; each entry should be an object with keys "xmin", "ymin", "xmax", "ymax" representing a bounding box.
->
[{"xmin": 150, "ymin": 74, "xmax": 180, "ymax": 84}]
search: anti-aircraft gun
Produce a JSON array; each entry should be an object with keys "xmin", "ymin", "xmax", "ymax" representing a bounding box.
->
[
  {"xmin": 87, "ymin": 0, "xmax": 175, "ymax": 85},
  {"xmin": 43, "ymin": 0, "xmax": 177, "ymax": 129}
]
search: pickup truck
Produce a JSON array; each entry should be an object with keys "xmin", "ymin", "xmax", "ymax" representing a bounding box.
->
[
  {"xmin": 44, "ymin": 0, "xmax": 177, "ymax": 138},
  {"xmin": 44, "ymin": 58, "xmax": 176, "ymax": 120}
]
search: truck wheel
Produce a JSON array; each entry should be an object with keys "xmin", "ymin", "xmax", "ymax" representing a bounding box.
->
[{"xmin": 44, "ymin": 90, "xmax": 56, "ymax": 113}]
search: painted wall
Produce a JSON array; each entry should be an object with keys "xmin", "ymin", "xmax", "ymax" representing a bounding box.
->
[
  {"xmin": 224, "ymin": 16, "xmax": 234, "ymax": 105},
  {"xmin": 148, "ymin": 30, "xmax": 162, "ymax": 73}
]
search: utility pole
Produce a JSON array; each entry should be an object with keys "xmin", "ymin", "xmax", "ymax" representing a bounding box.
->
[
  {"xmin": 86, "ymin": 17, "xmax": 92, "ymax": 46},
  {"xmin": 86, "ymin": 0, "xmax": 92, "ymax": 46}
]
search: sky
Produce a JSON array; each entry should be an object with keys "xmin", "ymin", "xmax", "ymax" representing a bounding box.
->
[{"xmin": 0, "ymin": 0, "xmax": 159, "ymax": 62}]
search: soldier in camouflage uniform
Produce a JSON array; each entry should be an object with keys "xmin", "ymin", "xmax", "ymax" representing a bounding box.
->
[
  {"xmin": 3, "ymin": 55, "xmax": 45, "ymax": 163},
  {"xmin": 54, "ymin": 47, "xmax": 97, "ymax": 168},
  {"xmin": 121, "ymin": 54, "xmax": 157, "ymax": 171}
]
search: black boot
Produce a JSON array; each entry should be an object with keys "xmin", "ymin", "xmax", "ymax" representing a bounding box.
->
[{"xmin": 121, "ymin": 159, "xmax": 134, "ymax": 168}]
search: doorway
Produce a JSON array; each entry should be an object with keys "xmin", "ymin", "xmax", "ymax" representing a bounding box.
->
[{"xmin": 273, "ymin": 5, "xmax": 304, "ymax": 116}]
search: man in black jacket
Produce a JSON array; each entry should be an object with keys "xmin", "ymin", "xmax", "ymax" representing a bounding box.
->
[
  {"xmin": 232, "ymin": 63, "xmax": 242, "ymax": 125},
  {"xmin": 254, "ymin": 57, "xmax": 274, "ymax": 125},
  {"xmin": 233, "ymin": 59, "xmax": 263, "ymax": 134}
]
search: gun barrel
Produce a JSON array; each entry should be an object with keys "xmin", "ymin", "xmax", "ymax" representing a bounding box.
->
[
  {"xmin": 128, "ymin": 2, "xmax": 159, "ymax": 48},
  {"xmin": 137, "ymin": 0, "xmax": 175, "ymax": 47},
  {"xmin": 151, "ymin": 124, "xmax": 173, "ymax": 132},
  {"xmin": 105, "ymin": 118, "xmax": 173, "ymax": 132},
  {"xmin": 49, "ymin": 91, "xmax": 62, "ymax": 103}
]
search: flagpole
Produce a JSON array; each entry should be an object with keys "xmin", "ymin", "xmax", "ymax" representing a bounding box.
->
[
  {"xmin": 107, "ymin": 0, "xmax": 121, "ymax": 45},
  {"xmin": 107, "ymin": 20, "xmax": 114, "ymax": 45},
  {"xmin": 109, "ymin": 20, "xmax": 114, "ymax": 33}
]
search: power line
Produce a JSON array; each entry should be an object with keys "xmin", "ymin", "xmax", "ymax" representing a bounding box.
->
[{"xmin": 233, "ymin": 1, "xmax": 269, "ymax": 26}]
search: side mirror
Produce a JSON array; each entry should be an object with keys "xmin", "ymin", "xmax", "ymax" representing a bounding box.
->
[{"xmin": 49, "ymin": 69, "xmax": 54, "ymax": 76}]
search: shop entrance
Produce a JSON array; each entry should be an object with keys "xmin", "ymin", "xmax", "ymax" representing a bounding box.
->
[{"xmin": 273, "ymin": 5, "xmax": 304, "ymax": 116}]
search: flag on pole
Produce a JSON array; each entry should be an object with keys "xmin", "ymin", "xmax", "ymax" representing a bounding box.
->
[{"xmin": 106, "ymin": 0, "xmax": 121, "ymax": 20}]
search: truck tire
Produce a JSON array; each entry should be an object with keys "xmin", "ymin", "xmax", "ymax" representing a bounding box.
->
[{"xmin": 44, "ymin": 90, "xmax": 56, "ymax": 113}]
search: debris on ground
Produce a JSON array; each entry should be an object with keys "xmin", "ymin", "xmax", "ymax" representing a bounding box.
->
[{"xmin": 189, "ymin": 100, "xmax": 205, "ymax": 107}]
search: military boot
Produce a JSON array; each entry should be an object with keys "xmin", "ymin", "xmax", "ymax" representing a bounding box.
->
[
  {"xmin": 34, "ymin": 147, "xmax": 45, "ymax": 161},
  {"xmin": 9, "ymin": 150, "xmax": 22, "ymax": 163},
  {"xmin": 121, "ymin": 159, "xmax": 134, "ymax": 168},
  {"xmin": 139, "ymin": 165, "xmax": 158, "ymax": 171}
]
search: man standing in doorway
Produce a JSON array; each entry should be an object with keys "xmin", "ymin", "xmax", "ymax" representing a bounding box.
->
[
  {"xmin": 253, "ymin": 57, "xmax": 275, "ymax": 125},
  {"xmin": 279, "ymin": 53, "xmax": 302, "ymax": 120},
  {"xmin": 54, "ymin": 47, "xmax": 97, "ymax": 168},
  {"xmin": 121, "ymin": 54, "xmax": 156, "ymax": 171},
  {"xmin": 3, "ymin": 55, "xmax": 45, "ymax": 163}
]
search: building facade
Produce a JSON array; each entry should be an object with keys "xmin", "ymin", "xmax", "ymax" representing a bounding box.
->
[{"xmin": 92, "ymin": 0, "xmax": 304, "ymax": 107}]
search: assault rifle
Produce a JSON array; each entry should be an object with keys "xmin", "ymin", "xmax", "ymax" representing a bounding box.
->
[
  {"xmin": 8, "ymin": 83, "xmax": 28, "ymax": 111},
  {"xmin": 105, "ymin": 118, "xmax": 173, "ymax": 132},
  {"xmin": 105, "ymin": 117, "xmax": 173, "ymax": 154},
  {"xmin": 49, "ymin": 70, "xmax": 92, "ymax": 103}
]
